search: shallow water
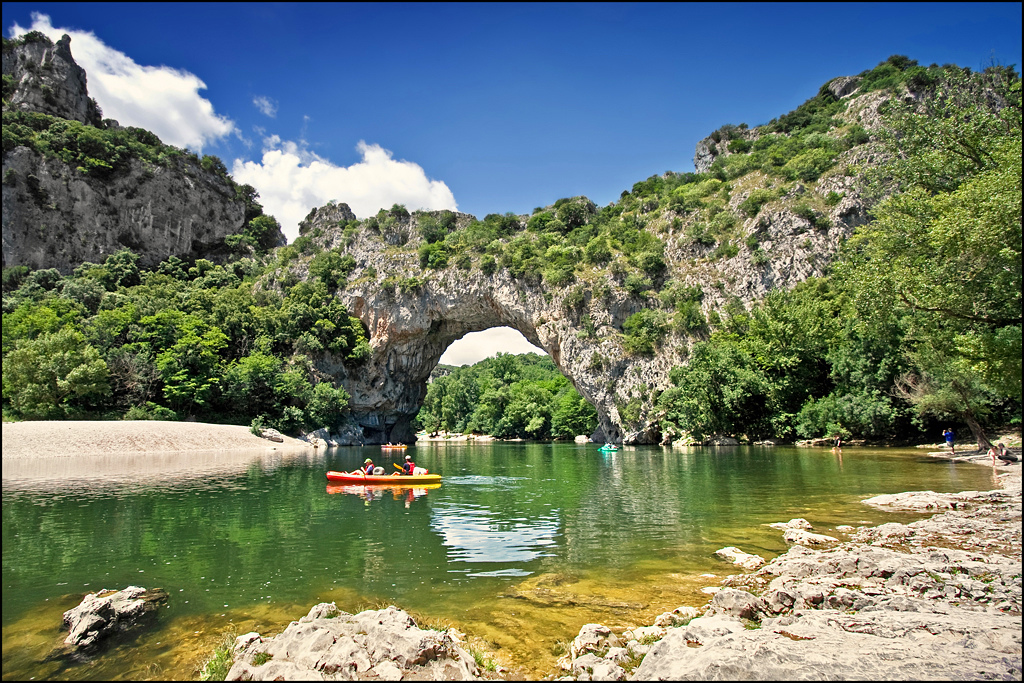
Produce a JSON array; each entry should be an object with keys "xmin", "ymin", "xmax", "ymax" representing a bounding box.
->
[{"xmin": 2, "ymin": 442, "xmax": 996, "ymax": 679}]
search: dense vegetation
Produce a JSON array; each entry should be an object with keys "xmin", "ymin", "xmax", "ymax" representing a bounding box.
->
[
  {"xmin": 414, "ymin": 353, "xmax": 598, "ymax": 440},
  {"xmin": 656, "ymin": 64, "xmax": 1021, "ymax": 447},
  {"xmin": 2, "ymin": 237, "xmax": 368, "ymax": 432},
  {"xmin": 3, "ymin": 54, "xmax": 1019, "ymax": 447}
]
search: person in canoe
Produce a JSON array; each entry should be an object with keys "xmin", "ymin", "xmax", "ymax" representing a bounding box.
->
[
  {"xmin": 401, "ymin": 454, "xmax": 415, "ymax": 475},
  {"xmin": 352, "ymin": 458, "xmax": 374, "ymax": 476}
]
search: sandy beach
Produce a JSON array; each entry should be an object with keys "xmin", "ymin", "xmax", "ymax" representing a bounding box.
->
[
  {"xmin": 1, "ymin": 420, "xmax": 313, "ymax": 459},
  {"xmin": 2, "ymin": 420, "xmax": 322, "ymax": 486}
]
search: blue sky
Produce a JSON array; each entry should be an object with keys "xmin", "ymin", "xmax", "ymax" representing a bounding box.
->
[{"xmin": 5, "ymin": 2, "xmax": 1021, "ymax": 364}]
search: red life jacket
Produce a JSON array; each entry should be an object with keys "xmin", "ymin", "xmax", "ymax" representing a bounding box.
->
[
  {"xmin": 364, "ymin": 463, "xmax": 374, "ymax": 475},
  {"xmin": 402, "ymin": 461, "xmax": 414, "ymax": 475}
]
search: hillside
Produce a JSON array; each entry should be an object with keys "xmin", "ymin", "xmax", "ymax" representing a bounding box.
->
[
  {"xmin": 2, "ymin": 31, "xmax": 285, "ymax": 273},
  {"xmin": 2, "ymin": 52, "xmax": 1019, "ymax": 447}
]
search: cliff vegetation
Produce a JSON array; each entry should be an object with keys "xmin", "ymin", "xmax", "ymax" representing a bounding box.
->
[{"xmin": 2, "ymin": 50, "xmax": 1020, "ymax": 448}]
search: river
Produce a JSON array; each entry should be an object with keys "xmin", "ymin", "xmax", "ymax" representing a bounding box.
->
[{"xmin": 1, "ymin": 441, "xmax": 996, "ymax": 679}]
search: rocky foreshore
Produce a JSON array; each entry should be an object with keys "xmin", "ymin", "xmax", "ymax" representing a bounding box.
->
[
  {"xmin": 556, "ymin": 455, "xmax": 1022, "ymax": 681},
  {"xmin": 224, "ymin": 603, "xmax": 482, "ymax": 681}
]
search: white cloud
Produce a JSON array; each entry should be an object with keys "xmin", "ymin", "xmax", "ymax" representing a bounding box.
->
[
  {"xmin": 439, "ymin": 327, "xmax": 546, "ymax": 366},
  {"xmin": 253, "ymin": 95, "xmax": 277, "ymax": 118},
  {"xmin": 9, "ymin": 13, "xmax": 235, "ymax": 151},
  {"xmin": 232, "ymin": 139, "xmax": 458, "ymax": 242}
]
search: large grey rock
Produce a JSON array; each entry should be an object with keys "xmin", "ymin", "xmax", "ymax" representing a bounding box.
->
[
  {"xmin": 3, "ymin": 33, "xmax": 102, "ymax": 125},
  {"xmin": 630, "ymin": 609, "xmax": 1020, "ymax": 680},
  {"xmin": 3, "ymin": 34, "xmax": 273, "ymax": 275},
  {"xmin": 58, "ymin": 586, "xmax": 168, "ymax": 655},
  {"xmin": 705, "ymin": 588, "xmax": 768, "ymax": 620},
  {"xmin": 226, "ymin": 604, "xmax": 480, "ymax": 681}
]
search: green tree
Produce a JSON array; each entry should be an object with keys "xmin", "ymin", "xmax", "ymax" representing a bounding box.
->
[
  {"xmin": 551, "ymin": 389, "xmax": 598, "ymax": 438},
  {"xmin": 3, "ymin": 328, "xmax": 109, "ymax": 418},
  {"xmin": 841, "ymin": 66, "xmax": 1022, "ymax": 448},
  {"xmin": 305, "ymin": 381, "xmax": 350, "ymax": 429},
  {"xmin": 156, "ymin": 322, "xmax": 228, "ymax": 415},
  {"xmin": 656, "ymin": 339, "xmax": 771, "ymax": 441}
]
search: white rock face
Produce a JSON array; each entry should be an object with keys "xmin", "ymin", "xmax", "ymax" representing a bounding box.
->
[
  {"xmin": 715, "ymin": 546, "xmax": 766, "ymax": 570},
  {"xmin": 226, "ymin": 604, "xmax": 480, "ymax": 681}
]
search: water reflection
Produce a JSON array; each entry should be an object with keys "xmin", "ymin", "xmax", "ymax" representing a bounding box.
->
[
  {"xmin": 325, "ymin": 483, "xmax": 439, "ymax": 507},
  {"xmin": 431, "ymin": 501, "xmax": 560, "ymax": 565}
]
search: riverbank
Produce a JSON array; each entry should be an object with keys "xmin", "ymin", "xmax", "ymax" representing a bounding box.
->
[
  {"xmin": 0, "ymin": 420, "xmax": 313, "ymax": 459},
  {"xmin": 554, "ymin": 449, "xmax": 1022, "ymax": 680}
]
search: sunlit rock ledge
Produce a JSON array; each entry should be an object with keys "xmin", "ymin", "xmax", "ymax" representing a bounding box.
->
[{"xmin": 555, "ymin": 467, "xmax": 1022, "ymax": 681}]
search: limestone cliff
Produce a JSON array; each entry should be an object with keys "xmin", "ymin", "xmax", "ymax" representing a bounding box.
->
[
  {"xmin": 2, "ymin": 31, "xmax": 102, "ymax": 125},
  {"xmin": 2, "ymin": 33, "xmax": 269, "ymax": 273},
  {"xmin": 289, "ymin": 73, "xmax": 905, "ymax": 445}
]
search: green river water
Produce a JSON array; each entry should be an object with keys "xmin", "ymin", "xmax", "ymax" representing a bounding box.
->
[{"xmin": 2, "ymin": 441, "xmax": 996, "ymax": 679}]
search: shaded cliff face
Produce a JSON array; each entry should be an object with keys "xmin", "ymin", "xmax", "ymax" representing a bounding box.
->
[
  {"xmin": 2, "ymin": 33, "xmax": 255, "ymax": 273},
  {"xmin": 2, "ymin": 146, "xmax": 246, "ymax": 272}
]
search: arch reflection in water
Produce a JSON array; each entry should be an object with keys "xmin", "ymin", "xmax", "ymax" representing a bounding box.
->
[{"xmin": 430, "ymin": 501, "xmax": 560, "ymax": 570}]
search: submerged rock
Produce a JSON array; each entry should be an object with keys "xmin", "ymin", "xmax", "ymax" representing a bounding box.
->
[
  {"xmin": 56, "ymin": 586, "xmax": 168, "ymax": 657},
  {"xmin": 714, "ymin": 546, "xmax": 766, "ymax": 570}
]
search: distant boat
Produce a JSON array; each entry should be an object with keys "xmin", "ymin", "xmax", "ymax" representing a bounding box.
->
[
  {"xmin": 598, "ymin": 443, "xmax": 619, "ymax": 452},
  {"xmin": 381, "ymin": 443, "xmax": 408, "ymax": 450}
]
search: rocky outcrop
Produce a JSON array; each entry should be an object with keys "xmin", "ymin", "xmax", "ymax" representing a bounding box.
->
[
  {"xmin": 2, "ymin": 146, "xmax": 251, "ymax": 273},
  {"xmin": 2, "ymin": 34, "xmax": 259, "ymax": 273},
  {"xmin": 301, "ymin": 178, "xmax": 868, "ymax": 444},
  {"xmin": 226, "ymin": 603, "xmax": 481, "ymax": 681},
  {"xmin": 826, "ymin": 75, "xmax": 862, "ymax": 99},
  {"xmin": 297, "ymin": 69, "xmax": 907, "ymax": 444},
  {"xmin": 553, "ymin": 467, "xmax": 1022, "ymax": 680},
  {"xmin": 55, "ymin": 586, "xmax": 168, "ymax": 658},
  {"xmin": 3, "ymin": 32, "xmax": 102, "ymax": 125}
]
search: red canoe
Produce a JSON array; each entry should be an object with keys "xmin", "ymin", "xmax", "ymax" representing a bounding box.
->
[{"xmin": 325, "ymin": 470, "xmax": 442, "ymax": 485}]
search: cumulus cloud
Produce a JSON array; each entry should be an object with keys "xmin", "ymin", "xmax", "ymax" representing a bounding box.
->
[
  {"xmin": 9, "ymin": 13, "xmax": 235, "ymax": 151},
  {"xmin": 253, "ymin": 95, "xmax": 277, "ymax": 118},
  {"xmin": 232, "ymin": 138, "xmax": 458, "ymax": 242}
]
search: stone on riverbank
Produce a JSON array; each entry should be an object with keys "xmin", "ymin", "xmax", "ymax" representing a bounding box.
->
[
  {"xmin": 56, "ymin": 586, "xmax": 168, "ymax": 657},
  {"xmin": 714, "ymin": 546, "xmax": 766, "ymax": 570},
  {"xmin": 782, "ymin": 528, "xmax": 839, "ymax": 545},
  {"xmin": 226, "ymin": 603, "xmax": 480, "ymax": 681},
  {"xmin": 555, "ymin": 469, "xmax": 1022, "ymax": 681}
]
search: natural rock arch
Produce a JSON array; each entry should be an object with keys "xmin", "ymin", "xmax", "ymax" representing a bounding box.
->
[
  {"xmin": 333, "ymin": 269, "xmax": 634, "ymax": 445},
  {"xmin": 299, "ymin": 193, "xmax": 862, "ymax": 445}
]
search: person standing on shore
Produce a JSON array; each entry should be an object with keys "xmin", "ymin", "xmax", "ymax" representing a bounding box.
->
[{"xmin": 943, "ymin": 428, "xmax": 955, "ymax": 455}]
